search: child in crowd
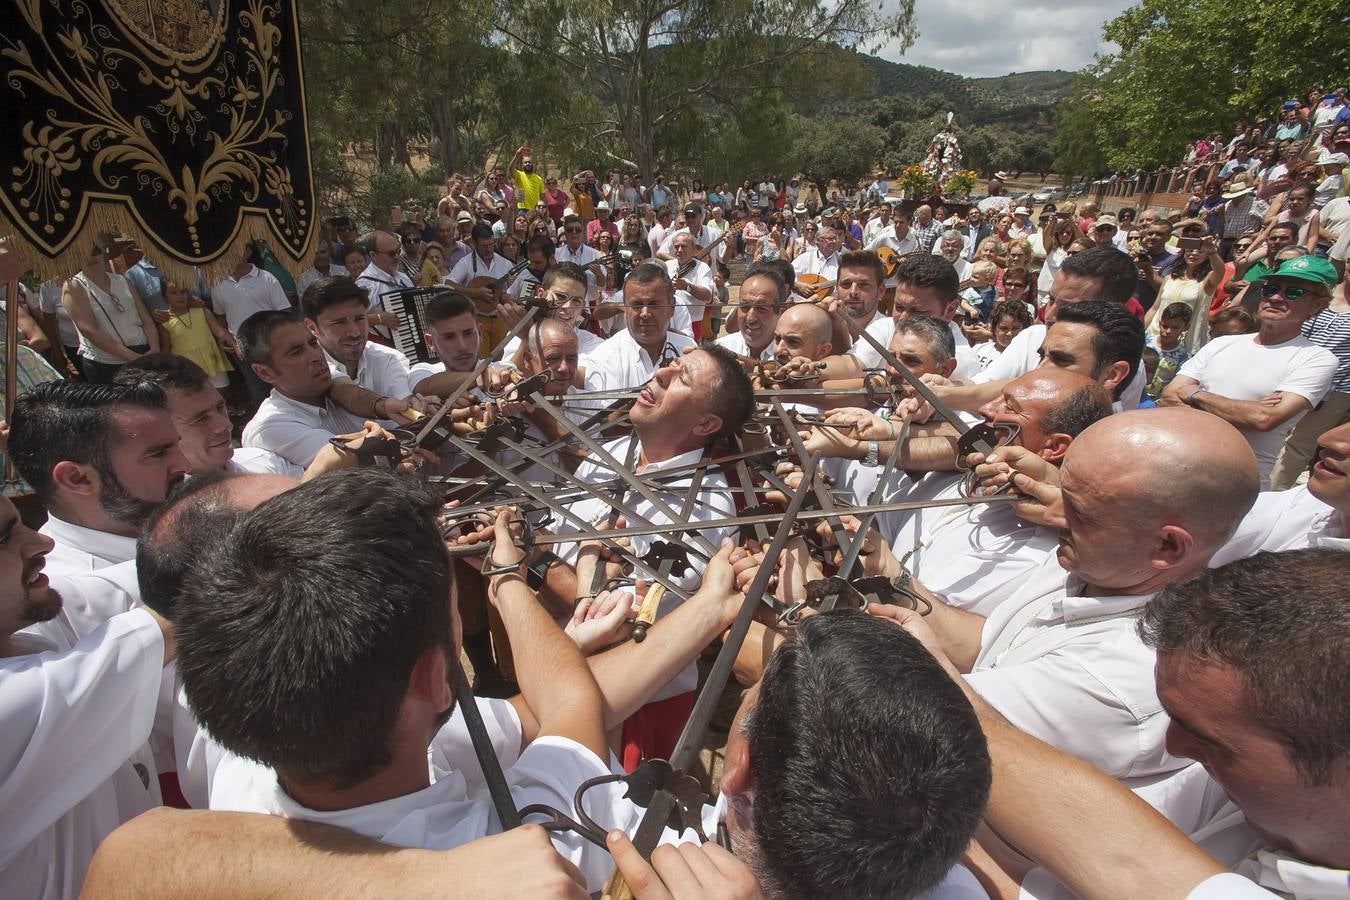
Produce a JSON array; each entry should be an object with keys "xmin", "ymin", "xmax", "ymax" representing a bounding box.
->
[
  {"xmin": 1138, "ymin": 347, "xmax": 1160, "ymax": 407},
  {"xmin": 959, "ymin": 260, "xmax": 998, "ymax": 323},
  {"xmin": 1209, "ymin": 306, "xmax": 1259, "ymax": 336},
  {"xmin": 1144, "ymin": 301, "xmax": 1192, "ymax": 398},
  {"xmin": 975, "ymin": 298, "xmax": 1033, "ymax": 369},
  {"xmin": 159, "ymin": 280, "xmax": 237, "ymax": 389}
]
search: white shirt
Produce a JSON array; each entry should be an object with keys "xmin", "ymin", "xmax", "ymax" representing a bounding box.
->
[
  {"xmin": 447, "ymin": 251, "xmax": 513, "ymax": 288},
  {"xmin": 227, "ymin": 446, "xmax": 305, "ymax": 478},
  {"xmin": 715, "ymin": 330, "xmax": 773, "ymax": 361},
  {"xmin": 553, "ymin": 435, "xmax": 733, "ymax": 698},
  {"xmin": 791, "ymin": 247, "xmax": 839, "ymax": 281},
  {"xmin": 665, "ymin": 257, "xmax": 715, "ymax": 324},
  {"xmin": 974, "ymin": 322, "xmax": 1148, "ymax": 411},
  {"xmin": 39, "ymin": 278, "xmax": 79, "ymax": 347},
  {"xmin": 602, "ymin": 290, "xmax": 693, "ymax": 337},
  {"xmin": 581, "ymin": 327, "xmax": 695, "ymax": 394},
  {"xmin": 38, "ymin": 515, "xmax": 137, "ymax": 578},
  {"xmin": 657, "ymin": 225, "xmax": 713, "ymax": 256},
  {"xmin": 849, "ymin": 316, "xmax": 982, "ymax": 382},
  {"xmin": 880, "ymin": 473, "xmax": 1059, "ymax": 618},
  {"xmin": 1178, "ymin": 334, "xmax": 1337, "ymax": 488},
  {"xmin": 204, "ymin": 722, "xmax": 619, "ymax": 891},
  {"xmin": 324, "ymin": 340, "xmax": 414, "ymax": 399},
  {"xmin": 862, "ymin": 216, "xmax": 894, "ymax": 246},
  {"xmin": 554, "ymin": 242, "xmax": 606, "ymax": 301},
  {"xmin": 501, "ymin": 326, "xmax": 604, "ymax": 363},
  {"xmin": 211, "ymin": 265, "xmax": 290, "ymax": 336},
  {"xmin": 353, "ymin": 260, "xmax": 410, "ymax": 317},
  {"xmin": 967, "ymin": 556, "xmax": 1185, "ymax": 781},
  {"xmin": 0, "ymin": 609, "xmax": 164, "ymax": 900},
  {"xmin": 242, "ymin": 389, "xmax": 370, "ymax": 469},
  {"xmin": 1211, "ymin": 484, "xmax": 1347, "ymax": 566}
]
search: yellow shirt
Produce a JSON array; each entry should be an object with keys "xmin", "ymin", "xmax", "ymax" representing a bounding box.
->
[
  {"xmin": 164, "ymin": 308, "xmax": 232, "ymax": 378},
  {"xmin": 514, "ymin": 169, "xmax": 544, "ymax": 210},
  {"xmin": 572, "ymin": 189, "xmax": 594, "ymax": 220}
]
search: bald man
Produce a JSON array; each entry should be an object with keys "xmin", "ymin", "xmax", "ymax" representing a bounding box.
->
[
  {"xmin": 771, "ymin": 302, "xmax": 834, "ymax": 367},
  {"xmin": 912, "ymin": 408, "xmax": 1260, "ymax": 785}
]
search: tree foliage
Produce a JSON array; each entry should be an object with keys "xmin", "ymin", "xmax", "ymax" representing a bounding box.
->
[{"xmin": 1057, "ymin": 0, "xmax": 1350, "ymax": 171}]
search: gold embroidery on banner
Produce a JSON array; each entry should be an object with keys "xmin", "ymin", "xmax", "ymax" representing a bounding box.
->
[{"xmin": 1, "ymin": 0, "xmax": 307, "ymax": 259}]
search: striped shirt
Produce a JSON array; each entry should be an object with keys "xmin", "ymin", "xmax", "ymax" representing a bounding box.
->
[
  {"xmin": 1302, "ymin": 306, "xmax": 1350, "ymax": 393},
  {"xmin": 0, "ymin": 329, "xmax": 65, "ymax": 496}
]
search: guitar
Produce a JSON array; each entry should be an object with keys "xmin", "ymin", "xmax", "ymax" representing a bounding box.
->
[
  {"xmin": 677, "ymin": 221, "xmax": 746, "ymax": 276},
  {"xmin": 464, "ymin": 257, "xmax": 531, "ymax": 315},
  {"xmin": 794, "ymin": 273, "xmax": 838, "ymax": 301},
  {"xmin": 874, "ymin": 245, "xmax": 903, "ymax": 280}
]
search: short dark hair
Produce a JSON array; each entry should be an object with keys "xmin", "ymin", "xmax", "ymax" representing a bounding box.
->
[
  {"xmin": 469, "ymin": 222, "xmax": 494, "ymax": 242},
  {"xmin": 337, "ymin": 243, "xmax": 366, "ymax": 265},
  {"xmin": 746, "ymin": 611, "xmax": 990, "ymax": 897},
  {"xmin": 759, "ymin": 258, "xmax": 797, "ymax": 295},
  {"xmin": 838, "ymin": 249, "xmax": 884, "ymax": 285},
  {"xmin": 625, "ymin": 261, "xmax": 673, "ymax": 298},
  {"xmin": 237, "ymin": 309, "xmax": 305, "ymax": 369},
  {"xmin": 1039, "ymin": 384, "xmax": 1114, "ymax": 437},
  {"xmin": 524, "ymin": 234, "xmax": 555, "ymax": 259},
  {"xmin": 9, "ymin": 380, "xmax": 168, "ymax": 500},
  {"xmin": 116, "ymin": 352, "xmax": 211, "ymax": 394},
  {"xmin": 562, "ymin": 214, "xmax": 583, "ymax": 230},
  {"xmin": 1160, "ymin": 302, "xmax": 1194, "ymax": 325},
  {"xmin": 990, "ymin": 298, "xmax": 1033, "ymax": 329},
  {"xmin": 894, "ymin": 314, "xmax": 955, "ymax": 363},
  {"xmin": 1060, "ymin": 247, "xmax": 1138, "ymax": 305},
  {"xmin": 542, "ymin": 262, "xmax": 588, "ymax": 293},
  {"xmin": 1267, "ymin": 221, "xmax": 1299, "ymax": 239},
  {"xmin": 1139, "ymin": 548, "xmax": 1350, "ymax": 784},
  {"xmin": 301, "ymin": 275, "xmax": 368, "ymax": 321},
  {"xmin": 177, "ymin": 470, "xmax": 453, "ymax": 789},
  {"xmin": 424, "ymin": 290, "xmax": 476, "ymax": 326},
  {"xmin": 1054, "ymin": 300, "xmax": 1145, "ymax": 397},
  {"xmin": 741, "ymin": 263, "xmax": 789, "ymax": 305},
  {"xmin": 894, "ymin": 252, "xmax": 959, "ymax": 302},
  {"xmin": 137, "ymin": 472, "xmax": 245, "ymax": 619},
  {"xmin": 699, "ymin": 344, "xmax": 755, "ymax": 438}
]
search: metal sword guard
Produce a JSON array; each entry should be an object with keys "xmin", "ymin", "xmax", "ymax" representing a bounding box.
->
[{"xmin": 639, "ymin": 540, "xmax": 693, "ymax": 579}]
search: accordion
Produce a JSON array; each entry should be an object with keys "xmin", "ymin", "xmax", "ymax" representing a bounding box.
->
[{"xmin": 380, "ymin": 285, "xmax": 455, "ymax": 364}]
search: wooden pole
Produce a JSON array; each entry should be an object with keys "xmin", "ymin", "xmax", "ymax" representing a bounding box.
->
[{"xmin": 4, "ymin": 277, "xmax": 18, "ymax": 487}]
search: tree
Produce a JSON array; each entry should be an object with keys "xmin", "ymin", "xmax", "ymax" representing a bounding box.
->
[
  {"xmin": 492, "ymin": 0, "xmax": 917, "ymax": 180},
  {"xmin": 1061, "ymin": 0, "xmax": 1350, "ymax": 170},
  {"xmin": 790, "ymin": 115, "xmax": 887, "ymax": 187}
]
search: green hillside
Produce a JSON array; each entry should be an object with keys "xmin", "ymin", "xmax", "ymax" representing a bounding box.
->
[{"xmin": 852, "ymin": 53, "xmax": 1075, "ymax": 123}]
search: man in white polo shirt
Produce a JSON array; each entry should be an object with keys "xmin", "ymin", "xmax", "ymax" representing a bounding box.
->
[
  {"xmin": 714, "ymin": 265, "xmax": 782, "ymax": 362},
  {"xmin": 211, "ymin": 250, "xmax": 293, "ymax": 404},
  {"xmin": 581, "ymin": 264, "xmax": 694, "ymax": 396},
  {"xmin": 300, "ymin": 274, "xmax": 416, "ymax": 400},
  {"xmin": 1162, "ymin": 255, "xmax": 1337, "ymax": 489}
]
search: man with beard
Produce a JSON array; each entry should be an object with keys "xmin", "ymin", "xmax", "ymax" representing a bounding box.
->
[
  {"xmin": 8, "ymin": 381, "xmax": 189, "ymax": 577},
  {"xmin": 0, "ymin": 491, "xmax": 174, "ymax": 900},
  {"xmin": 301, "ymin": 275, "xmax": 418, "ymax": 401}
]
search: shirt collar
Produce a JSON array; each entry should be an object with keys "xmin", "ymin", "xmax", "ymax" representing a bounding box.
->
[
  {"xmin": 42, "ymin": 514, "xmax": 137, "ymax": 566},
  {"xmin": 1055, "ymin": 576, "xmax": 1156, "ymax": 622},
  {"xmin": 322, "ymin": 345, "xmax": 365, "ymax": 380},
  {"xmin": 229, "ymin": 265, "xmax": 259, "ymax": 284}
]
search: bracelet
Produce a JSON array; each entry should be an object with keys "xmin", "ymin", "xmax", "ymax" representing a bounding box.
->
[
  {"xmin": 374, "ymin": 395, "xmax": 390, "ymax": 418},
  {"xmin": 885, "ymin": 418, "xmax": 897, "ymax": 441},
  {"xmin": 526, "ymin": 550, "xmax": 559, "ymax": 591}
]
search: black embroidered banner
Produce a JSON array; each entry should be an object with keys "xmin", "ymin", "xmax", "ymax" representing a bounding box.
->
[{"xmin": 0, "ymin": 0, "xmax": 314, "ymax": 280}]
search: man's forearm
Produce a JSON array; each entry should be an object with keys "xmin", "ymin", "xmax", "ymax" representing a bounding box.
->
[
  {"xmin": 1183, "ymin": 389, "xmax": 1302, "ymax": 432},
  {"xmin": 329, "ymin": 381, "xmax": 385, "ymax": 418},
  {"xmin": 82, "ymin": 808, "xmax": 475, "ymax": 900},
  {"xmin": 412, "ymin": 369, "xmax": 475, "ymax": 399},
  {"xmin": 587, "ymin": 587, "xmax": 730, "ymax": 728},
  {"xmin": 934, "ymin": 377, "xmax": 1005, "ymax": 413},
  {"xmin": 961, "ymin": 691, "xmax": 1225, "ymax": 900},
  {"xmin": 488, "ymin": 571, "xmax": 606, "ymax": 755}
]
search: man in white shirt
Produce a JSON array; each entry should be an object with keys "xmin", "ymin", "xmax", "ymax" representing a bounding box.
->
[
  {"xmin": 936, "ymin": 246, "xmax": 1149, "ymax": 411},
  {"xmin": 911, "ymin": 546, "xmax": 1350, "ymax": 900},
  {"xmin": 239, "ymin": 310, "xmax": 409, "ymax": 469},
  {"xmin": 771, "ymin": 301, "xmax": 836, "ymax": 367},
  {"xmin": 861, "ymin": 204, "xmax": 893, "ymax": 247},
  {"xmin": 176, "ymin": 470, "xmax": 620, "ymax": 891},
  {"xmin": 294, "ymin": 237, "xmax": 336, "ymax": 299},
  {"xmin": 791, "ymin": 221, "xmax": 842, "ymax": 297},
  {"xmin": 582, "ymin": 263, "xmax": 695, "ymax": 395},
  {"xmin": 664, "ymin": 232, "xmax": 714, "ymax": 336},
  {"xmin": 116, "ymin": 354, "xmax": 303, "ymax": 478},
  {"xmin": 210, "ymin": 251, "xmax": 291, "ymax": 337},
  {"xmin": 553, "ymin": 215, "xmax": 606, "ymax": 303},
  {"xmin": 301, "ymin": 274, "xmax": 416, "ymax": 400},
  {"xmin": 655, "ymin": 204, "xmax": 713, "ymax": 259},
  {"xmin": 504, "ymin": 235, "xmax": 555, "ymax": 301},
  {"xmin": 8, "ymin": 380, "xmax": 189, "ymax": 576},
  {"xmin": 1212, "ymin": 419, "xmax": 1350, "ymax": 566},
  {"xmin": 857, "ymin": 369, "xmax": 1113, "ymax": 619},
  {"xmin": 715, "ymin": 266, "xmax": 782, "ymax": 362},
  {"xmin": 932, "ymin": 229, "xmax": 973, "ymax": 283},
  {"xmin": 447, "ymin": 222, "xmax": 515, "ymax": 308},
  {"xmin": 0, "ymin": 494, "xmax": 174, "ymax": 900},
  {"xmin": 646, "ymin": 207, "xmax": 673, "ymax": 258},
  {"xmin": 901, "ymin": 409, "xmax": 1260, "ymax": 782},
  {"xmin": 1162, "ymin": 255, "xmax": 1338, "ymax": 488},
  {"xmin": 355, "ymin": 230, "xmax": 413, "ymax": 340}
]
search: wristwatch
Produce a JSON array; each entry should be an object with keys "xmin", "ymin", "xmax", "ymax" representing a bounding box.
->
[{"xmin": 862, "ymin": 440, "xmax": 881, "ymax": 467}]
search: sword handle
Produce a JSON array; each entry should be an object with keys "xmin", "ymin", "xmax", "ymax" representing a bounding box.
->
[{"xmin": 632, "ymin": 583, "xmax": 666, "ymax": 643}]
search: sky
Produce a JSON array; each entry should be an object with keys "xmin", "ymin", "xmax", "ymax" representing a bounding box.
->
[{"xmin": 880, "ymin": 0, "xmax": 1137, "ymax": 78}]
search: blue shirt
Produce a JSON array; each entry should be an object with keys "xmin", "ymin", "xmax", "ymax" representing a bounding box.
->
[{"xmin": 123, "ymin": 258, "xmax": 166, "ymax": 311}]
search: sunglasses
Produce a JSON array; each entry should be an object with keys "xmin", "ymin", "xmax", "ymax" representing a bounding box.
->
[
  {"xmin": 564, "ymin": 227, "xmax": 583, "ymax": 234},
  {"xmin": 1260, "ymin": 282, "xmax": 1319, "ymax": 300}
]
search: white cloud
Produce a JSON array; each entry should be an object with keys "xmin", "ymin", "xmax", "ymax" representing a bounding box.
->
[{"xmin": 878, "ymin": 0, "xmax": 1135, "ymax": 77}]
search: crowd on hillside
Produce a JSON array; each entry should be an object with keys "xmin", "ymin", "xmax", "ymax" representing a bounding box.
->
[{"xmin": 2, "ymin": 113, "xmax": 1349, "ymax": 900}]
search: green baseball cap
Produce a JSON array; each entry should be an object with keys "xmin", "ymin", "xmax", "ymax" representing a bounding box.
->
[{"xmin": 1260, "ymin": 254, "xmax": 1338, "ymax": 287}]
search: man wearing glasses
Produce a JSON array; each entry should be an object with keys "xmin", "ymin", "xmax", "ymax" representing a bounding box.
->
[
  {"xmin": 1162, "ymin": 255, "xmax": 1338, "ymax": 488},
  {"xmin": 554, "ymin": 215, "xmax": 606, "ymax": 305},
  {"xmin": 354, "ymin": 230, "xmax": 411, "ymax": 342}
]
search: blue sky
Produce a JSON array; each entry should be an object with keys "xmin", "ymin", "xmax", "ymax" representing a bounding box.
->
[{"xmin": 882, "ymin": 0, "xmax": 1136, "ymax": 77}]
